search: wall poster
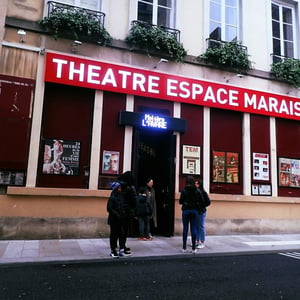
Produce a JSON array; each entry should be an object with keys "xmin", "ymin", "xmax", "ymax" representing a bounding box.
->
[
  {"xmin": 43, "ymin": 139, "xmax": 80, "ymax": 175},
  {"xmin": 182, "ymin": 145, "xmax": 201, "ymax": 175},
  {"xmin": 102, "ymin": 150, "xmax": 120, "ymax": 174},
  {"xmin": 279, "ymin": 157, "xmax": 300, "ymax": 188},
  {"xmin": 212, "ymin": 151, "xmax": 239, "ymax": 183},
  {"xmin": 253, "ymin": 153, "xmax": 269, "ymax": 181}
]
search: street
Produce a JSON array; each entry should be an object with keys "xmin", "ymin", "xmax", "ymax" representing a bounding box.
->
[{"xmin": 0, "ymin": 252, "xmax": 299, "ymax": 299}]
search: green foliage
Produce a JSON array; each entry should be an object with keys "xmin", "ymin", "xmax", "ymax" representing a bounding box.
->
[
  {"xmin": 271, "ymin": 58, "xmax": 300, "ymax": 88},
  {"xmin": 126, "ymin": 22, "xmax": 187, "ymax": 63},
  {"xmin": 198, "ymin": 41, "xmax": 251, "ymax": 72},
  {"xmin": 39, "ymin": 7, "xmax": 111, "ymax": 46}
]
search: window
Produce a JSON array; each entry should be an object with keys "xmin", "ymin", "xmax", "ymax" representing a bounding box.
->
[
  {"xmin": 55, "ymin": 0, "xmax": 101, "ymax": 10},
  {"xmin": 209, "ymin": 0, "xmax": 239, "ymax": 42},
  {"xmin": 137, "ymin": 0, "xmax": 175, "ymax": 27},
  {"xmin": 271, "ymin": 1, "xmax": 296, "ymax": 61}
]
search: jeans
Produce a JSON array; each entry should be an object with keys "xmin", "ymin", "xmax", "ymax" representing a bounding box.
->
[
  {"xmin": 138, "ymin": 215, "xmax": 150, "ymax": 237},
  {"xmin": 196, "ymin": 211, "xmax": 207, "ymax": 243},
  {"xmin": 182, "ymin": 209, "xmax": 198, "ymax": 250}
]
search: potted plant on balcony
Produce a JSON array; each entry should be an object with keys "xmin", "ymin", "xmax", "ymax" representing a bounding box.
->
[
  {"xmin": 271, "ymin": 58, "xmax": 300, "ymax": 88},
  {"xmin": 198, "ymin": 41, "xmax": 251, "ymax": 72},
  {"xmin": 126, "ymin": 21, "xmax": 187, "ymax": 63},
  {"xmin": 39, "ymin": 6, "xmax": 111, "ymax": 46}
]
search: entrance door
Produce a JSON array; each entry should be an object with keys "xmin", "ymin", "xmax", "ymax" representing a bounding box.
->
[{"xmin": 133, "ymin": 128, "xmax": 176, "ymax": 236}]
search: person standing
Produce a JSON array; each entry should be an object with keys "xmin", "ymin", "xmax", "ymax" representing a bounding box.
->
[
  {"xmin": 145, "ymin": 177, "xmax": 157, "ymax": 237},
  {"xmin": 136, "ymin": 186, "xmax": 152, "ymax": 240},
  {"xmin": 107, "ymin": 181, "xmax": 127, "ymax": 258},
  {"xmin": 117, "ymin": 171, "xmax": 137, "ymax": 256},
  {"xmin": 195, "ymin": 179, "xmax": 211, "ymax": 249},
  {"xmin": 179, "ymin": 175, "xmax": 200, "ymax": 254}
]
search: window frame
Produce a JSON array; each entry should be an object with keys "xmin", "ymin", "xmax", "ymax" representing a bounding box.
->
[
  {"xmin": 271, "ymin": 0, "xmax": 298, "ymax": 61},
  {"xmin": 130, "ymin": 0, "xmax": 176, "ymax": 28},
  {"xmin": 208, "ymin": 0, "xmax": 240, "ymax": 42}
]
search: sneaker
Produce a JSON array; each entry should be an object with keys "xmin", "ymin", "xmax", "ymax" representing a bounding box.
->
[
  {"xmin": 197, "ymin": 243, "xmax": 205, "ymax": 249},
  {"xmin": 139, "ymin": 237, "xmax": 145, "ymax": 241},
  {"xmin": 119, "ymin": 248, "xmax": 132, "ymax": 257},
  {"xmin": 181, "ymin": 248, "xmax": 188, "ymax": 253},
  {"xmin": 192, "ymin": 249, "xmax": 197, "ymax": 254},
  {"xmin": 146, "ymin": 236, "xmax": 152, "ymax": 241},
  {"xmin": 110, "ymin": 250, "xmax": 119, "ymax": 258}
]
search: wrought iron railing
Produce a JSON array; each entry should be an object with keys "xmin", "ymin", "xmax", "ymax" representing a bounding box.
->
[
  {"xmin": 271, "ymin": 53, "xmax": 294, "ymax": 64},
  {"xmin": 46, "ymin": 1, "xmax": 106, "ymax": 25},
  {"xmin": 131, "ymin": 20, "xmax": 181, "ymax": 42},
  {"xmin": 206, "ymin": 38, "xmax": 248, "ymax": 54}
]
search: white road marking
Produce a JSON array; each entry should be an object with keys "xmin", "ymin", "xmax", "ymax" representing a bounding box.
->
[
  {"xmin": 243, "ymin": 240, "xmax": 300, "ymax": 246},
  {"xmin": 278, "ymin": 252, "xmax": 300, "ymax": 260}
]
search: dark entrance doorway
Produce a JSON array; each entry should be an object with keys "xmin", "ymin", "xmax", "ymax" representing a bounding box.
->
[{"xmin": 132, "ymin": 128, "xmax": 176, "ymax": 237}]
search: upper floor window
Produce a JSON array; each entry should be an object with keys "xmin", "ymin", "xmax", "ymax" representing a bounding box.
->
[
  {"xmin": 53, "ymin": 0, "xmax": 101, "ymax": 10},
  {"xmin": 137, "ymin": 0, "xmax": 175, "ymax": 28},
  {"xmin": 272, "ymin": 1, "xmax": 296, "ymax": 62},
  {"xmin": 209, "ymin": 0, "xmax": 239, "ymax": 42}
]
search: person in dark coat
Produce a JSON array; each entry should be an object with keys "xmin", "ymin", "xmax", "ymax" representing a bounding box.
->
[
  {"xmin": 179, "ymin": 175, "xmax": 201, "ymax": 254},
  {"xmin": 107, "ymin": 181, "xmax": 129, "ymax": 258},
  {"xmin": 117, "ymin": 171, "xmax": 138, "ymax": 255},
  {"xmin": 136, "ymin": 186, "xmax": 152, "ymax": 240}
]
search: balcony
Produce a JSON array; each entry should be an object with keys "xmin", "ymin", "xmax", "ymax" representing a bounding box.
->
[
  {"xmin": 40, "ymin": 1, "xmax": 111, "ymax": 45},
  {"xmin": 126, "ymin": 20, "xmax": 186, "ymax": 62},
  {"xmin": 198, "ymin": 38, "xmax": 251, "ymax": 72},
  {"xmin": 271, "ymin": 54, "xmax": 300, "ymax": 88}
]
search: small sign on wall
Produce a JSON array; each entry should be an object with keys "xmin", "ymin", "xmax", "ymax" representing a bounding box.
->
[
  {"xmin": 252, "ymin": 184, "xmax": 272, "ymax": 196},
  {"xmin": 182, "ymin": 145, "xmax": 201, "ymax": 175}
]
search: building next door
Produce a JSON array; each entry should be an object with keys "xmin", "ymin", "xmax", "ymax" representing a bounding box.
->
[{"xmin": 132, "ymin": 128, "xmax": 176, "ymax": 237}]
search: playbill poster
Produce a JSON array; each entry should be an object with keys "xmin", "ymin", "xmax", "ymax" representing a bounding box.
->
[
  {"xmin": 213, "ymin": 151, "xmax": 239, "ymax": 183},
  {"xmin": 182, "ymin": 145, "xmax": 201, "ymax": 175},
  {"xmin": 253, "ymin": 153, "xmax": 269, "ymax": 181},
  {"xmin": 102, "ymin": 150, "xmax": 120, "ymax": 174},
  {"xmin": 279, "ymin": 157, "xmax": 300, "ymax": 187},
  {"xmin": 42, "ymin": 139, "xmax": 81, "ymax": 175}
]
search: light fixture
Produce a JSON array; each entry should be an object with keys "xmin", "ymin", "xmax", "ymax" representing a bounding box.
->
[
  {"xmin": 236, "ymin": 73, "xmax": 244, "ymax": 78},
  {"xmin": 153, "ymin": 58, "xmax": 168, "ymax": 69},
  {"xmin": 71, "ymin": 40, "xmax": 82, "ymax": 53},
  {"xmin": 17, "ymin": 29, "xmax": 26, "ymax": 43}
]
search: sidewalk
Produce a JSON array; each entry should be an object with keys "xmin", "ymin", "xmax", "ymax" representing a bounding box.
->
[{"xmin": 1, "ymin": 234, "xmax": 300, "ymax": 265}]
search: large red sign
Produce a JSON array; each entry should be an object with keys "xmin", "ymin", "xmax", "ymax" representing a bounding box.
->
[{"xmin": 45, "ymin": 52, "xmax": 300, "ymax": 121}]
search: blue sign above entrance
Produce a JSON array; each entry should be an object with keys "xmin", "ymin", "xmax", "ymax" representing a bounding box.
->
[{"xmin": 119, "ymin": 111, "xmax": 186, "ymax": 133}]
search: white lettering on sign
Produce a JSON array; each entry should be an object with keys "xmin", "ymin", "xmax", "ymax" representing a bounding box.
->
[
  {"xmin": 46, "ymin": 53, "xmax": 300, "ymax": 121},
  {"xmin": 141, "ymin": 114, "xmax": 167, "ymax": 129}
]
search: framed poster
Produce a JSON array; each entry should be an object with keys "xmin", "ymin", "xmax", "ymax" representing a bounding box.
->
[
  {"xmin": 213, "ymin": 151, "xmax": 239, "ymax": 183},
  {"xmin": 279, "ymin": 157, "xmax": 300, "ymax": 188},
  {"xmin": 182, "ymin": 145, "xmax": 201, "ymax": 175},
  {"xmin": 253, "ymin": 153, "xmax": 269, "ymax": 181},
  {"xmin": 42, "ymin": 139, "xmax": 80, "ymax": 175},
  {"xmin": 212, "ymin": 151, "xmax": 225, "ymax": 182},
  {"xmin": 102, "ymin": 150, "xmax": 120, "ymax": 174}
]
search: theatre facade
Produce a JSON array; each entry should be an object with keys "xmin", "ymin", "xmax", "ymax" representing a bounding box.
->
[{"xmin": 1, "ymin": 2, "xmax": 300, "ymax": 239}]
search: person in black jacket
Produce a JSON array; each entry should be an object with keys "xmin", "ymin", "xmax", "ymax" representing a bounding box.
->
[
  {"xmin": 107, "ymin": 181, "xmax": 129, "ymax": 258},
  {"xmin": 179, "ymin": 175, "xmax": 201, "ymax": 254},
  {"xmin": 117, "ymin": 171, "xmax": 138, "ymax": 256},
  {"xmin": 136, "ymin": 186, "xmax": 152, "ymax": 240}
]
